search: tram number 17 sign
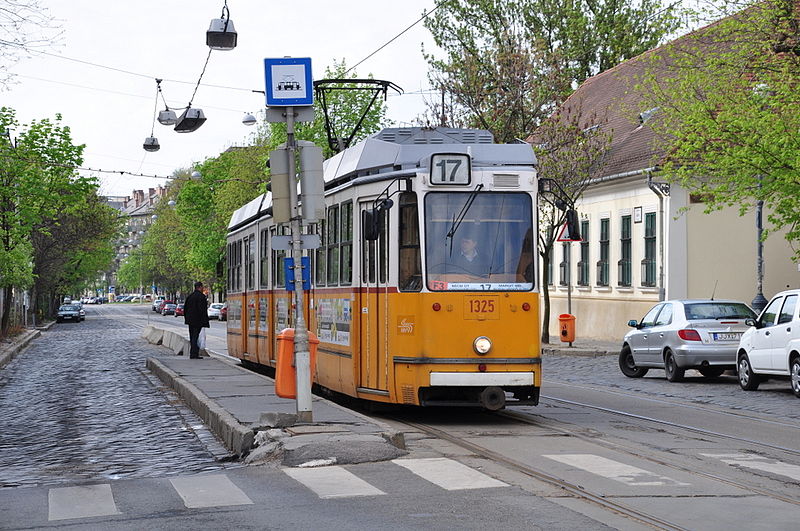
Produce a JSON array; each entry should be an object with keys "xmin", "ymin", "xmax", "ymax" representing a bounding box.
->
[{"xmin": 430, "ymin": 153, "xmax": 471, "ymax": 185}]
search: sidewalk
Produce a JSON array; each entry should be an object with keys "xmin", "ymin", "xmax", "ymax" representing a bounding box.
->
[
  {"xmin": 541, "ymin": 337, "xmax": 621, "ymax": 357},
  {"xmin": 142, "ymin": 325, "xmax": 407, "ymax": 467}
]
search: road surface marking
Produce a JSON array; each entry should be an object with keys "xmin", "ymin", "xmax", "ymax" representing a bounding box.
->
[
  {"xmin": 392, "ymin": 458, "xmax": 508, "ymax": 490},
  {"xmin": 169, "ymin": 474, "xmax": 253, "ymax": 508},
  {"xmin": 702, "ymin": 453, "xmax": 800, "ymax": 482},
  {"xmin": 48, "ymin": 484, "xmax": 120, "ymax": 521},
  {"xmin": 284, "ymin": 466, "xmax": 386, "ymax": 498},
  {"xmin": 543, "ymin": 454, "xmax": 690, "ymax": 486}
]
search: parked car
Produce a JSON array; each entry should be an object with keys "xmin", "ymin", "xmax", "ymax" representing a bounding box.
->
[
  {"xmin": 56, "ymin": 304, "xmax": 82, "ymax": 323},
  {"xmin": 737, "ymin": 289, "xmax": 800, "ymax": 397},
  {"xmin": 161, "ymin": 302, "xmax": 177, "ymax": 316},
  {"xmin": 174, "ymin": 303, "xmax": 185, "ymax": 317},
  {"xmin": 619, "ymin": 299, "xmax": 757, "ymax": 381},
  {"xmin": 219, "ymin": 303, "xmax": 227, "ymax": 321},
  {"xmin": 153, "ymin": 299, "xmax": 167, "ymax": 313},
  {"xmin": 208, "ymin": 303, "xmax": 225, "ymax": 320}
]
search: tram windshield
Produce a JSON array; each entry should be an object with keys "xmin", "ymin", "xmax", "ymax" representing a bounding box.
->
[{"xmin": 425, "ymin": 192, "xmax": 534, "ymax": 291}]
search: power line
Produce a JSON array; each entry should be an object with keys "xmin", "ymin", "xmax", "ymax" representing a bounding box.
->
[{"xmin": 345, "ymin": 1, "xmax": 444, "ymax": 75}]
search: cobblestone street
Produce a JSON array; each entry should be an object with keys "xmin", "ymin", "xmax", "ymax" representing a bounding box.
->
[
  {"xmin": 0, "ymin": 305, "xmax": 228, "ymax": 488},
  {"xmin": 542, "ymin": 352, "xmax": 800, "ymax": 418}
]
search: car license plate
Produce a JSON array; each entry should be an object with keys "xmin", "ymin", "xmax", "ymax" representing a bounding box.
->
[{"xmin": 713, "ymin": 332, "xmax": 740, "ymax": 341}]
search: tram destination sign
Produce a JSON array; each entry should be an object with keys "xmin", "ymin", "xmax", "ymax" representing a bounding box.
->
[{"xmin": 430, "ymin": 153, "xmax": 471, "ymax": 185}]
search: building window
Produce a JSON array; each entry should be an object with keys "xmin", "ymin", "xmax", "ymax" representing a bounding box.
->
[
  {"xmin": 559, "ymin": 243, "xmax": 569, "ymax": 286},
  {"xmin": 578, "ymin": 220, "xmax": 589, "ymax": 286},
  {"xmin": 546, "ymin": 248, "xmax": 554, "ymax": 286},
  {"xmin": 619, "ymin": 215, "xmax": 631, "ymax": 287},
  {"xmin": 340, "ymin": 202, "xmax": 353, "ymax": 285},
  {"xmin": 597, "ymin": 218, "xmax": 609, "ymax": 286},
  {"xmin": 642, "ymin": 212, "xmax": 657, "ymax": 287}
]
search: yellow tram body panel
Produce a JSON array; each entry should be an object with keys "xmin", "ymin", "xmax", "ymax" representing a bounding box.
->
[{"xmin": 226, "ymin": 289, "xmax": 541, "ymax": 407}]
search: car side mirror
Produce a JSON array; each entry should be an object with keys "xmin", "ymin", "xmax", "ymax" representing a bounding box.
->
[
  {"xmin": 745, "ymin": 318, "xmax": 756, "ymax": 327},
  {"xmin": 627, "ymin": 319, "xmax": 639, "ymax": 328}
]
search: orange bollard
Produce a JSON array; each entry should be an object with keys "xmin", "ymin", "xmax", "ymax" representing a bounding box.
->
[
  {"xmin": 275, "ymin": 328, "xmax": 319, "ymax": 398},
  {"xmin": 558, "ymin": 314, "xmax": 576, "ymax": 343}
]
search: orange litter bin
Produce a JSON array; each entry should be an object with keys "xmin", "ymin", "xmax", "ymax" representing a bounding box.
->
[
  {"xmin": 275, "ymin": 328, "xmax": 319, "ymax": 398},
  {"xmin": 558, "ymin": 314, "xmax": 576, "ymax": 343}
]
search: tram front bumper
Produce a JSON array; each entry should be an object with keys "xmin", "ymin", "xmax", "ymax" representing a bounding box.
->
[{"xmin": 429, "ymin": 372, "xmax": 534, "ymax": 386}]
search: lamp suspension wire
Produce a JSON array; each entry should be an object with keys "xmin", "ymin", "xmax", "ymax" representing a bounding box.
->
[
  {"xmin": 186, "ymin": 49, "xmax": 213, "ymax": 109},
  {"xmin": 149, "ymin": 80, "xmax": 160, "ymax": 137},
  {"xmin": 157, "ymin": 78, "xmax": 171, "ymax": 111}
]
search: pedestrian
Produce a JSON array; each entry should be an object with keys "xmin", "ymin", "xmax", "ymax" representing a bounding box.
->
[{"xmin": 183, "ymin": 281, "xmax": 210, "ymax": 359}]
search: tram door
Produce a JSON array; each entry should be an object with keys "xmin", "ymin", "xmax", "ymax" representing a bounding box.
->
[{"xmin": 359, "ymin": 203, "xmax": 390, "ymax": 393}]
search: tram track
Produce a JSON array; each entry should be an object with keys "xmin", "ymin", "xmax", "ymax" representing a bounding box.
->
[
  {"xmin": 396, "ymin": 418, "xmax": 688, "ymax": 531},
  {"xmin": 538, "ymin": 394, "xmax": 800, "ymax": 456}
]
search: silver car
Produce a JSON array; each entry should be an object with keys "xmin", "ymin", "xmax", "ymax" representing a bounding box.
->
[{"xmin": 619, "ymin": 299, "xmax": 756, "ymax": 381}]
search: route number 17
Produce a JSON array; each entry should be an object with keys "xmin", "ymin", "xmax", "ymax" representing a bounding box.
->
[{"xmin": 430, "ymin": 153, "xmax": 470, "ymax": 185}]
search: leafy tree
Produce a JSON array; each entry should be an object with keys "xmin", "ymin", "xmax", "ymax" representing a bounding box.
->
[
  {"xmin": 532, "ymin": 103, "xmax": 612, "ymax": 342},
  {"xmin": 422, "ymin": 0, "xmax": 683, "ymax": 141},
  {"xmin": 0, "ymin": 107, "xmax": 89, "ymax": 334},
  {"xmin": 637, "ymin": 0, "xmax": 800, "ymax": 255},
  {"xmin": 31, "ymin": 191, "xmax": 119, "ymax": 317}
]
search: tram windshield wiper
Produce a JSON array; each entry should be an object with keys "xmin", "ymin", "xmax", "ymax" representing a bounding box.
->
[{"xmin": 445, "ymin": 183, "xmax": 484, "ymax": 256}]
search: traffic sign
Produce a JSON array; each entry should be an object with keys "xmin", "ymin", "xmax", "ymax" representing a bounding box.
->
[
  {"xmin": 556, "ymin": 222, "xmax": 582, "ymax": 242},
  {"xmin": 264, "ymin": 57, "xmax": 313, "ymax": 107}
]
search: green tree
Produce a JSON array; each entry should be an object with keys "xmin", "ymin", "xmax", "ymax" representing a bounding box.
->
[
  {"xmin": 0, "ymin": 108, "xmax": 89, "ymax": 334},
  {"xmin": 638, "ymin": 0, "xmax": 800, "ymax": 253},
  {"xmin": 423, "ymin": 0, "xmax": 683, "ymax": 141},
  {"xmin": 532, "ymin": 103, "xmax": 612, "ymax": 342}
]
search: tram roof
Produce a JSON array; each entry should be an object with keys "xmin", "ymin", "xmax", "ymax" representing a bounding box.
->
[
  {"xmin": 323, "ymin": 127, "xmax": 536, "ymax": 185},
  {"xmin": 228, "ymin": 127, "xmax": 537, "ymax": 232}
]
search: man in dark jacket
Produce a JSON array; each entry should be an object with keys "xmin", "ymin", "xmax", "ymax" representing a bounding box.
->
[{"xmin": 184, "ymin": 281, "xmax": 210, "ymax": 359}]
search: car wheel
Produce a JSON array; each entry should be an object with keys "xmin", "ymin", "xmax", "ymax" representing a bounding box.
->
[
  {"xmin": 790, "ymin": 356, "xmax": 800, "ymax": 398},
  {"xmin": 56, "ymin": 318, "xmax": 62, "ymax": 323},
  {"xmin": 699, "ymin": 367, "xmax": 725, "ymax": 379},
  {"xmin": 664, "ymin": 349, "xmax": 684, "ymax": 382},
  {"xmin": 619, "ymin": 345, "xmax": 648, "ymax": 378},
  {"xmin": 738, "ymin": 353, "xmax": 760, "ymax": 390}
]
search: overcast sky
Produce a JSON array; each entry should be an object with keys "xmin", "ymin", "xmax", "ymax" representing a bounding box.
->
[{"xmin": 4, "ymin": 0, "xmax": 439, "ymax": 197}]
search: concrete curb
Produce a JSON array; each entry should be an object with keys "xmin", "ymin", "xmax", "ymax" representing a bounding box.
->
[
  {"xmin": 0, "ymin": 329, "xmax": 41, "ymax": 369},
  {"xmin": 146, "ymin": 357, "xmax": 254, "ymax": 456},
  {"xmin": 542, "ymin": 344, "xmax": 619, "ymax": 357}
]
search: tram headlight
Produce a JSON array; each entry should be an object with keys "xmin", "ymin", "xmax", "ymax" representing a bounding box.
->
[{"xmin": 473, "ymin": 336, "xmax": 492, "ymax": 355}]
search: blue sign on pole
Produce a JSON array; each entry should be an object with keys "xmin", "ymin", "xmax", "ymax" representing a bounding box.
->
[
  {"xmin": 283, "ymin": 257, "xmax": 312, "ymax": 291},
  {"xmin": 264, "ymin": 57, "xmax": 313, "ymax": 107}
]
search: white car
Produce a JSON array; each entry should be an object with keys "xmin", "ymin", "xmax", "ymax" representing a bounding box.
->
[
  {"xmin": 208, "ymin": 303, "xmax": 225, "ymax": 320},
  {"xmin": 737, "ymin": 288, "xmax": 800, "ymax": 398}
]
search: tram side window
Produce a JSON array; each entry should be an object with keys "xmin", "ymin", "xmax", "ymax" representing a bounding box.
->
[
  {"xmin": 362, "ymin": 210, "xmax": 376, "ymax": 284},
  {"xmin": 230, "ymin": 239, "xmax": 242, "ymax": 292},
  {"xmin": 340, "ymin": 201, "xmax": 353, "ymax": 285},
  {"xmin": 379, "ymin": 209, "xmax": 388, "ymax": 284},
  {"xmin": 245, "ymin": 236, "xmax": 255, "ymax": 290},
  {"xmin": 315, "ymin": 218, "xmax": 326, "ymax": 286},
  {"xmin": 327, "ymin": 205, "xmax": 339, "ymax": 286},
  {"xmin": 272, "ymin": 226, "xmax": 287, "ymax": 289},
  {"xmin": 259, "ymin": 228, "xmax": 269, "ymax": 288},
  {"xmin": 227, "ymin": 243, "xmax": 233, "ymax": 292},
  {"xmin": 398, "ymin": 192, "xmax": 421, "ymax": 291}
]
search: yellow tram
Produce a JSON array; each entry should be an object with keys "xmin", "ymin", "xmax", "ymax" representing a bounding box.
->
[{"xmin": 225, "ymin": 127, "xmax": 541, "ymax": 409}]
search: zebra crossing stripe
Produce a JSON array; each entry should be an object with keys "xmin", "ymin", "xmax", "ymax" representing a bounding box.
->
[
  {"xmin": 702, "ymin": 453, "xmax": 800, "ymax": 482},
  {"xmin": 543, "ymin": 454, "xmax": 690, "ymax": 486},
  {"xmin": 48, "ymin": 484, "xmax": 120, "ymax": 521},
  {"xmin": 284, "ymin": 466, "xmax": 386, "ymax": 499},
  {"xmin": 170, "ymin": 474, "xmax": 253, "ymax": 508},
  {"xmin": 392, "ymin": 458, "xmax": 508, "ymax": 490}
]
